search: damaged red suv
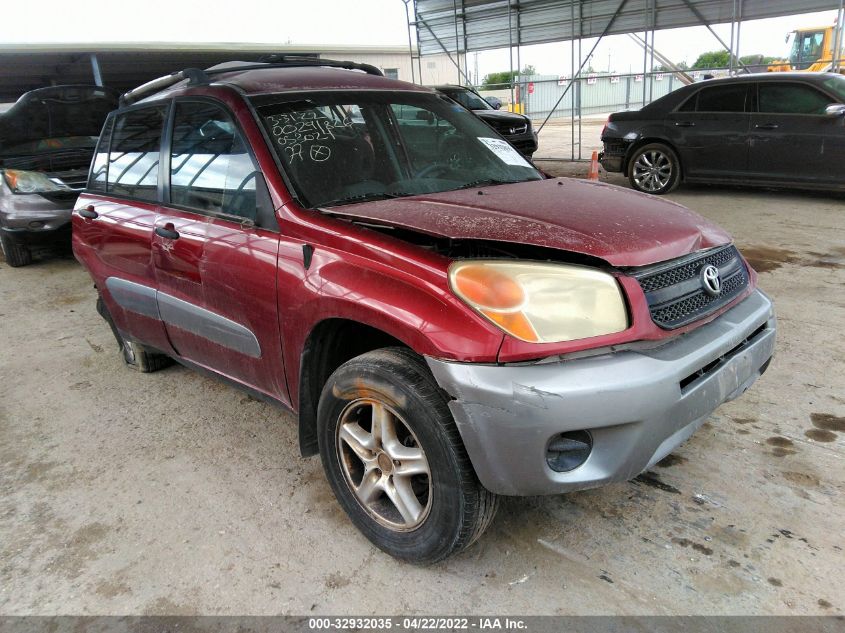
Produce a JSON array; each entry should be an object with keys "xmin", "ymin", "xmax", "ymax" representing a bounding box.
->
[{"xmin": 73, "ymin": 58, "xmax": 776, "ymax": 563}]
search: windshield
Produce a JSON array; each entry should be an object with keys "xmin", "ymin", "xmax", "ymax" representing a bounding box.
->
[
  {"xmin": 254, "ymin": 91, "xmax": 540, "ymax": 208},
  {"xmin": 444, "ymin": 88, "xmax": 493, "ymax": 110},
  {"xmin": 788, "ymin": 30, "xmax": 825, "ymax": 70}
]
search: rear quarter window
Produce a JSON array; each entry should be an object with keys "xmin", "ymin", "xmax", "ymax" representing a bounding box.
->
[
  {"xmin": 695, "ymin": 84, "xmax": 748, "ymax": 113},
  {"xmin": 88, "ymin": 114, "xmax": 115, "ymax": 193},
  {"xmin": 106, "ymin": 106, "xmax": 167, "ymax": 201}
]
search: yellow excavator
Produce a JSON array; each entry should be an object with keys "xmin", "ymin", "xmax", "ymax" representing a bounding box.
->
[{"xmin": 768, "ymin": 23, "xmax": 845, "ymax": 73}]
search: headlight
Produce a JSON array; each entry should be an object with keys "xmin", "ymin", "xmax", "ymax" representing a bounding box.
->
[
  {"xmin": 449, "ymin": 260, "xmax": 628, "ymax": 343},
  {"xmin": 2, "ymin": 169, "xmax": 70, "ymax": 194}
]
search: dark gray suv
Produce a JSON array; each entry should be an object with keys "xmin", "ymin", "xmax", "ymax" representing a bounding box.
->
[{"xmin": 0, "ymin": 85, "xmax": 117, "ymax": 266}]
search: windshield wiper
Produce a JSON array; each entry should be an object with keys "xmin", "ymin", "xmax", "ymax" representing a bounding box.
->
[
  {"xmin": 318, "ymin": 191, "xmax": 403, "ymax": 208},
  {"xmin": 454, "ymin": 178, "xmax": 524, "ymax": 191}
]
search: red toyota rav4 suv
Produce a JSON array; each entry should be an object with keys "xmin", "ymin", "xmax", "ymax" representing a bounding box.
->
[{"xmin": 73, "ymin": 59, "xmax": 776, "ymax": 563}]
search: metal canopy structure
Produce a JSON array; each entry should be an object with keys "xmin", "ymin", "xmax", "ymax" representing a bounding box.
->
[
  {"xmin": 412, "ymin": 0, "xmax": 845, "ymax": 160},
  {"xmin": 415, "ymin": 0, "xmax": 844, "ymax": 55}
]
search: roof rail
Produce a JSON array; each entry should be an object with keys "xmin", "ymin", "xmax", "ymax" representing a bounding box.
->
[
  {"xmin": 205, "ymin": 55, "xmax": 384, "ymax": 77},
  {"xmin": 118, "ymin": 56, "xmax": 385, "ymax": 107},
  {"xmin": 119, "ymin": 67, "xmax": 209, "ymax": 107}
]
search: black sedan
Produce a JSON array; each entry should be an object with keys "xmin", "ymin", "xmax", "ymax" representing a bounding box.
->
[
  {"xmin": 432, "ymin": 85, "xmax": 539, "ymax": 158},
  {"xmin": 600, "ymin": 72, "xmax": 845, "ymax": 194}
]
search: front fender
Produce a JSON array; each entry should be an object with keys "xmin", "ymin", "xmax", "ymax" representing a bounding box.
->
[{"xmin": 277, "ymin": 242, "xmax": 505, "ymax": 413}]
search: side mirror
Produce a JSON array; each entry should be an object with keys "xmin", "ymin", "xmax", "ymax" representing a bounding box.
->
[{"xmin": 825, "ymin": 103, "xmax": 845, "ymax": 117}]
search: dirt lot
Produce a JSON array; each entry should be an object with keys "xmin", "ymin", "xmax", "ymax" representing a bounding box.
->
[{"xmin": 1, "ymin": 175, "xmax": 843, "ymax": 616}]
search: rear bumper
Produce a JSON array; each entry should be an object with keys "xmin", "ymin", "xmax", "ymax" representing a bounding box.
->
[
  {"xmin": 426, "ymin": 289, "xmax": 775, "ymax": 496},
  {"xmin": 598, "ymin": 151, "xmax": 624, "ymax": 173}
]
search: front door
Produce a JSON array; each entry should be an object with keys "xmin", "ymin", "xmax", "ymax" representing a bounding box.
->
[
  {"xmin": 152, "ymin": 99, "xmax": 288, "ymax": 403},
  {"xmin": 748, "ymin": 81, "xmax": 845, "ymax": 185},
  {"xmin": 666, "ymin": 82, "xmax": 751, "ymax": 180}
]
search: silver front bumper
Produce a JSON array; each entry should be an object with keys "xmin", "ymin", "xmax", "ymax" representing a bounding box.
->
[{"xmin": 426, "ymin": 289, "xmax": 776, "ymax": 496}]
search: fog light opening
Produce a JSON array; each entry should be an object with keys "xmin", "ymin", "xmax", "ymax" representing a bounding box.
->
[
  {"xmin": 28, "ymin": 220, "xmax": 45, "ymax": 229},
  {"xmin": 546, "ymin": 430, "xmax": 593, "ymax": 473}
]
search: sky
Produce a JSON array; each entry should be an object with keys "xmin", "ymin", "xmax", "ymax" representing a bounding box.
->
[{"xmin": 0, "ymin": 1, "xmax": 839, "ymax": 81}]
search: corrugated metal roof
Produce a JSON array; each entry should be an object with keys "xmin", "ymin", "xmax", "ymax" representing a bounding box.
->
[{"xmin": 415, "ymin": 0, "xmax": 842, "ymax": 55}]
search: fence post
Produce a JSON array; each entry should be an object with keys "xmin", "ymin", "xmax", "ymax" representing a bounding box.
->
[{"xmin": 625, "ymin": 76, "xmax": 631, "ymax": 110}]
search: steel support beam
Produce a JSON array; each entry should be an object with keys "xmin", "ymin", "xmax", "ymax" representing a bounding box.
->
[
  {"xmin": 415, "ymin": 16, "xmax": 472, "ymax": 85},
  {"xmin": 403, "ymin": 0, "xmax": 416, "ymax": 84},
  {"xmin": 679, "ymin": 0, "xmax": 752, "ymax": 73},
  {"xmin": 537, "ymin": 0, "xmax": 631, "ymax": 134},
  {"xmin": 90, "ymin": 53, "xmax": 103, "ymax": 87}
]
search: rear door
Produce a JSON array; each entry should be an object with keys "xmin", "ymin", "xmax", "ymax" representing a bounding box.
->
[
  {"xmin": 78, "ymin": 104, "xmax": 173, "ymax": 353},
  {"xmin": 666, "ymin": 83, "xmax": 751, "ymax": 180},
  {"xmin": 748, "ymin": 81, "xmax": 845, "ymax": 185},
  {"xmin": 152, "ymin": 98, "xmax": 287, "ymax": 402}
]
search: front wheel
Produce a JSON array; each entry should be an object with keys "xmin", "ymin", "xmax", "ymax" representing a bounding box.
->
[
  {"xmin": 628, "ymin": 143, "xmax": 681, "ymax": 195},
  {"xmin": 0, "ymin": 232, "xmax": 32, "ymax": 267},
  {"xmin": 317, "ymin": 347, "xmax": 498, "ymax": 564}
]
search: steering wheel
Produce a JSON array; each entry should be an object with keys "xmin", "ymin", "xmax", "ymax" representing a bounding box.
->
[{"xmin": 415, "ymin": 163, "xmax": 451, "ymax": 179}]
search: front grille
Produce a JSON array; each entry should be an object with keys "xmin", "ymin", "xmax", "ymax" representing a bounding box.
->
[
  {"xmin": 633, "ymin": 245, "xmax": 749, "ymax": 329},
  {"xmin": 488, "ymin": 119, "xmax": 529, "ymax": 136},
  {"xmin": 47, "ymin": 168, "xmax": 88, "ymax": 190},
  {"xmin": 509, "ymin": 138, "xmax": 536, "ymax": 153}
]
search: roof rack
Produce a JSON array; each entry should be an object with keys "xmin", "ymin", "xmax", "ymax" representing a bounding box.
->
[
  {"xmin": 204, "ymin": 56, "xmax": 384, "ymax": 78},
  {"xmin": 118, "ymin": 56, "xmax": 384, "ymax": 107},
  {"xmin": 119, "ymin": 68, "xmax": 208, "ymax": 107}
]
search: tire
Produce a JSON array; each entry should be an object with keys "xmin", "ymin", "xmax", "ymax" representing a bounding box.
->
[
  {"xmin": 0, "ymin": 232, "xmax": 32, "ymax": 267},
  {"xmin": 317, "ymin": 347, "xmax": 498, "ymax": 564},
  {"xmin": 96, "ymin": 296, "xmax": 172, "ymax": 373},
  {"xmin": 628, "ymin": 142, "xmax": 681, "ymax": 195}
]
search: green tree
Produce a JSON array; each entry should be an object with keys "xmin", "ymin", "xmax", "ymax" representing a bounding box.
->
[
  {"xmin": 692, "ymin": 50, "xmax": 730, "ymax": 69},
  {"xmin": 740, "ymin": 54, "xmax": 777, "ymax": 66},
  {"xmin": 481, "ymin": 65, "xmax": 537, "ymax": 89},
  {"xmin": 482, "ymin": 71, "xmax": 517, "ymax": 89}
]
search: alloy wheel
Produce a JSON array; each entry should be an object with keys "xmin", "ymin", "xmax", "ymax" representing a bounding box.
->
[
  {"xmin": 336, "ymin": 399, "xmax": 432, "ymax": 531},
  {"xmin": 632, "ymin": 149, "xmax": 673, "ymax": 192}
]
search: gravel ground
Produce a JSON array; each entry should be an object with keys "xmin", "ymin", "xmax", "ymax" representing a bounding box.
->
[{"xmin": 1, "ymin": 176, "xmax": 843, "ymax": 616}]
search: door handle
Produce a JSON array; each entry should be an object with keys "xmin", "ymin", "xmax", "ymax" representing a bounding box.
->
[
  {"xmin": 755, "ymin": 123, "xmax": 779, "ymax": 130},
  {"xmin": 155, "ymin": 225, "xmax": 180, "ymax": 240},
  {"xmin": 78, "ymin": 205, "xmax": 98, "ymax": 219},
  {"xmin": 674, "ymin": 121, "xmax": 695, "ymax": 127}
]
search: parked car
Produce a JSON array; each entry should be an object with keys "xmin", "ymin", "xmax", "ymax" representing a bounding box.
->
[
  {"xmin": 432, "ymin": 84, "xmax": 538, "ymax": 158},
  {"xmin": 600, "ymin": 72, "xmax": 845, "ymax": 194},
  {"xmin": 0, "ymin": 85, "xmax": 118, "ymax": 266},
  {"xmin": 73, "ymin": 59, "xmax": 776, "ymax": 563},
  {"xmin": 484, "ymin": 95, "xmax": 503, "ymax": 109}
]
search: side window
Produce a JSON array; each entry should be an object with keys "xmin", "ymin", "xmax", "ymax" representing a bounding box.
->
[
  {"xmin": 695, "ymin": 85, "xmax": 747, "ymax": 113},
  {"xmin": 677, "ymin": 93, "xmax": 697, "ymax": 112},
  {"xmin": 758, "ymin": 83, "xmax": 832, "ymax": 115},
  {"xmin": 169, "ymin": 101, "xmax": 258, "ymax": 219},
  {"xmin": 107, "ymin": 107, "xmax": 166, "ymax": 201},
  {"xmin": 88, "ymin": 114, "xmax": 114, "ymax": 192}
]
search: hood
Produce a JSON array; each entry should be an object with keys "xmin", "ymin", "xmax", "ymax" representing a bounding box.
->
[
  {"xmin": 0, "ymin": 85, "xmax": 118, "ymax": 154},
  {"xmin": 329, "ymin": 178, "xmax": 731, "ymax": 267},
  {"xmin": 472, "ymin": 109, "xmax": 530, "ymax": 124}
]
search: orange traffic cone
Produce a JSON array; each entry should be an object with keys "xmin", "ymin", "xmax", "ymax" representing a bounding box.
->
[{"xmin": 588, "ymin": 151, "xmax": 600, "ymax": 181}]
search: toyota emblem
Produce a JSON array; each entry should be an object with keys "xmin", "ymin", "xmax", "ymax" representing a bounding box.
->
[{"xmin": 701, "ymin": 264, "xmax": 721, "ymax": 296}]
